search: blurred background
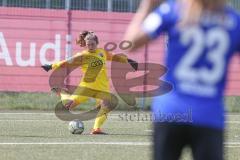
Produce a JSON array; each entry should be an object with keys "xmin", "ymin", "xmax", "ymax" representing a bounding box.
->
[{"xmin": 0, "ymin": 0, "xmax": 239, "ymax": 111}]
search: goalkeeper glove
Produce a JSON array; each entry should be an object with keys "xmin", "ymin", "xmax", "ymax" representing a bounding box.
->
[
  {"xmin": 41, "ymin": 64, "xmax": 52, "ymax": 72},
  {"xmin": 127, "ymin": 59, "xmax": 138, "ymax": 71}
]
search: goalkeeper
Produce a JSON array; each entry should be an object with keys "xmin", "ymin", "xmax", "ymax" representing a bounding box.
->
[{"xmin": 42, "ymin": 31, "xmax": 138, "ymax": 134}]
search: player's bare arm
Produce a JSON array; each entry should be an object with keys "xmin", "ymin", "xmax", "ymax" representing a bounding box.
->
[{"xmin": 124, "ymin": 0, "xmax": 162, "ymax": 51}]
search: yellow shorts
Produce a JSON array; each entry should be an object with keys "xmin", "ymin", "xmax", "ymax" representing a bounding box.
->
[{"xmin": 60, "ymin": 86, "xmax": 111, "ymax": 107}]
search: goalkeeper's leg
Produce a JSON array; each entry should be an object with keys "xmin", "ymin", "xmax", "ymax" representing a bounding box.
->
[
  {"xmin": 91, "ymin": 99, "xmax": 112, "ymax": 135},
  {"xmin": 54, "ymin": 86, "xmax": 93, "ymax": 110},
  {"xmin": 53, "ymin": 88, "xmax": 89, "ymax": 110},
  {"xmin": 54, "ymin": 87, "xmax": 114, "ymax": 134},
  {"xmin": 65, "ymin": 96, "xmax": 111, "ymax": 134}
]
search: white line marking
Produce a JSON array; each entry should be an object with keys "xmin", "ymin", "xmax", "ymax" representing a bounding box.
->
[
  {"xmin": 225, "ymin": 142, "xmax": 240, "ymax": 145},
  {"xmin": 0, "ymin": 112, "xmax": 238, "ymax": 115},
  {"xmin": 0, "ymin": 142, "xmax": 239, "ymax": 147},
  {"xmin": 0, "ymin": 113, "xmax": 54, "ymax": 115},
  {"xmin": 0, "ymin": 120, "xmax": 56, "ymax": 122},
  {"xmin": 0, "ymin": 113, "xmax": 120, "ymax": 115},
  {"xmin": 225, "ymin": 146, "xmax": 240, "ymax": 148},
  {"xmin": 225, "ymin": 114, "xmax": 240, "ymax": 117},
  {"xmin": 144, "ymin": 130, "xmax": 153, "ymax": 132},
  {"xmin": 0, "ymin": 142, "xmax": 150, "ymax": 146},
  {"xmin": 226, "ymin": 121, "xmax": 240, "ymax": 124},
  {"xmin": 0, "ymin": 119, "xmax": 239, "ymax": 124},
  {"xmin": 0, "ymin": 113, "xmax": 123, "ymax": 117}
]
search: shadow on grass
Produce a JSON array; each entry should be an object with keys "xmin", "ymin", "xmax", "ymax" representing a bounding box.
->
[{"xmin": 81, "ymin": 133, "xmax": 151, "ymax": 137}]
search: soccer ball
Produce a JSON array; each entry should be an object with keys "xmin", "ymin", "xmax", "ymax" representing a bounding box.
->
[{"xmin": 68, "ymin": 119, "xmax": 84, "ymax": 134}]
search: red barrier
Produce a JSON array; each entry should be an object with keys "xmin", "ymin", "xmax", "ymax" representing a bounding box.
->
[{"xmin": 0, "ymin": 7, "xmax": 239, "ymax": 96}]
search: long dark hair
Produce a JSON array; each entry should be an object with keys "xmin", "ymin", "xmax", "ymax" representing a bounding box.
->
[{"xmin": 76, "ymin": 31, "xmax": 98, "ymax": 47}]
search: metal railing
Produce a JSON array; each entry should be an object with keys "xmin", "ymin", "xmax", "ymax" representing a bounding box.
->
[
  {"xmin": 0, "ymin": 0, "xmax": 239, "ymax": 12},
  {"xmin": 230, "ymin": 0, "xmax": 240, "ymax": 10},
  {"xmin": 0, "ymin": 0, "xmax": 141, "ymax": 12}
]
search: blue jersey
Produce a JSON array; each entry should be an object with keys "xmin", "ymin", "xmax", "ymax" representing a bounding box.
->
[{"xmin": 142, "ymin": 1, "xmax": 240, "ymax": 129}]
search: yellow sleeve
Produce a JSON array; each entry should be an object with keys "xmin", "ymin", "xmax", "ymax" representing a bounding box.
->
[
  {"xmin": 106, "ymin": 51, "xmax": 128, "ymax": 63},
  {"xmin": 52, "ymin": 52, "xmax": 84, "ymax": 69}
]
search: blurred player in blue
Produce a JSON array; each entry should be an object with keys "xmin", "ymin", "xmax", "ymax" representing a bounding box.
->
[{"xmin": 125, "ymin": 0, "xmax": 240, "ymax": 159}]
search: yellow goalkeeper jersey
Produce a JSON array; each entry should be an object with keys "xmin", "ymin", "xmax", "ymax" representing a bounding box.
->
[{"xmin": 52, "ymin": 48, "xmax": 128, "ymax": 92}]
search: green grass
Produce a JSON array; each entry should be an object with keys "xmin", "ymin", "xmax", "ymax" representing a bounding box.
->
[
  {"xmin": 0, "ymin": 92, "xmax": 239, "ymax": 112},
  {"xmin": 0, "ymin": 111, "xmax": 239, "ymax": 160},
  {"xmin": 225, "ymin": 96, "xmax": 240, "ymax": 112},
  {"xmin": 0, "ymin": 92, "xmax": 58, "ymax": 110},
  {"xmin": 0, "ymin": 91, "xmax": 151, "ymax": 111}
]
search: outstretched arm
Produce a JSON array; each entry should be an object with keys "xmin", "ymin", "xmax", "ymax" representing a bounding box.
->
[
  {"xmin": 124, "ymin": 0, "xmax": 163, "ymax": 51},
  {"xmin": 106, "ymin": 51, "xmax": 138, "ymax": 71},
  {"xmin": 106, "ymin": 52, "xmax": 128, "ymax": 63},
  {"xmin": 41, "ymin": 53, "xmax": 84, "ymax": 72}
]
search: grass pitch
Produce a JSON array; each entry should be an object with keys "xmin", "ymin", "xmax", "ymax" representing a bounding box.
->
[{"xmin": 0, "ymin": 111, "xmax": 239, "ymax": 160}]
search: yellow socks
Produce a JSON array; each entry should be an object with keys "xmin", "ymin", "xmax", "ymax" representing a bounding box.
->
[{"xmin": 93, "ymin": 107, "xmax": 110, "ymax": 129}]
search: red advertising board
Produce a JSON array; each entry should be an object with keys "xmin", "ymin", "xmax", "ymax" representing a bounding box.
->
[{"xmin": 0, "ymin": 7, "xmax": 239, "ymax": 95}]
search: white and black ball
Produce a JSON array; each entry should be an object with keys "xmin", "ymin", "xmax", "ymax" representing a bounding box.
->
[{"xmin": 68, "ymin": 119, "xmax": 84, "ymax": 134}]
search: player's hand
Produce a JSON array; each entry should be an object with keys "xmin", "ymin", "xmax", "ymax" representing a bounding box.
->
[
  {"xmin": 41, "ymin": 64, "xmax": 52, "ymax": 72},
  {"xmin": 127, "ymin": 59, "xmax": 138, "ymax": 71}
]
